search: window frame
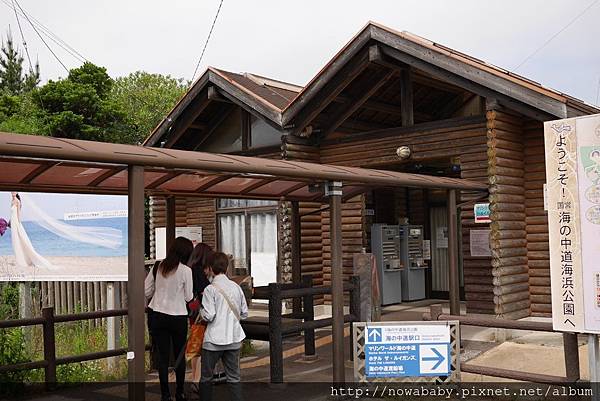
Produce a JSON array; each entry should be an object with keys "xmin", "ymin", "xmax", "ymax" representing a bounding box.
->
[{"xmin": 216, "ymin": 200, "xmax": 279, "ymax": 281}]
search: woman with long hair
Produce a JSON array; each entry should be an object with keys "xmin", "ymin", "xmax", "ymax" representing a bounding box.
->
[
  {"xmin": 145, "ymin": 236, "xmax": 194, "ymax": 401},
  {"xmin": 186, "ymin": 243, "xmax": 214, "ymax": 385}
]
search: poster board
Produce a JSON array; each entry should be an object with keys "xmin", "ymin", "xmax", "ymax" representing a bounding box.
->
[
  {"xmin": 469, "ymin": 229, "xmax": 491, "ymax": 257},
  {"xmin": 155, "ymin": 226, "xmax": 203, "ymax": 260},
  {"xmin": 544, "ymin": 114, "xmax": 600, "ymax": 333}
]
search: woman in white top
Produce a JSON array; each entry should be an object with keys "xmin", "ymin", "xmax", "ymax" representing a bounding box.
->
[{"xmin": 145, "ymin": 236, "xmax": 194, "ymax": 401}]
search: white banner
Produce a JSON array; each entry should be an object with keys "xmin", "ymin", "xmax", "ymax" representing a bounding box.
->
[{"xmin": 545, "ymin": 114, "xmax": 600, "ymax": 333}]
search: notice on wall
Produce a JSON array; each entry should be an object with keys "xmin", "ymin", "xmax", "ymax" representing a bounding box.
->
[
  {"xmin": 436, "ymin": 227, "xmax": 448, "ymax": 249},
  {"xmin": 545, "ymin": 114, "xmax": 600, "ymax": 334},
  {"xmin": 469, "ymin": 230, "xmax": 491, "ymax": 257},
  {"xmin": 422, "ymin": 240, "xmax": 431, "ymax": 260},
  {"xmin": 155, "ymin": 226, "xmax": 203, "ymax": 260}
]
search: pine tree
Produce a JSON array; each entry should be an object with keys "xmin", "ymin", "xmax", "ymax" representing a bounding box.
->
[{"xmin": 0, "ymin": 29, "xmax": 40, "ymax": 95}]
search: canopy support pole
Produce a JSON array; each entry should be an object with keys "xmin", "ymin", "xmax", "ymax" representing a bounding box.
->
[
  {"xmin": 327, "ymin": 181, "xmax": 345, "ymax": 383},
  {"xmin": 447, "ymin": 189, "xmax": 460, "ymax": 315},
  {"xmin": 128, "ymin": 165, "xmax": 146, "ymax": 401},
  {"xmin": 166, "ymin": 196, "xmax": 176, "ymax": 251}
]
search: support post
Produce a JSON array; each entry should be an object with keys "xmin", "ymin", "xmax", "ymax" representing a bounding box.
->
[
  {"xmin": 268, "ymin": 283, "xmax": 283, "ymax": 383},
  {"xmin": 327, "ymin": 181, "xmax": 345, "ymax": 383},
  {"xmin": 447, "ymin": 189, "xmax": 460, "ymax": 315},
  {"xmin": 349, "ymin": 275, "xmax": 361, "ymax": 362},
  {"xmin": 42, "ymin": 307, "xmax": 56, "ymax": 391},
  {"xmin": 128, "ymin": 165, "xmax": 145, "ymax": 401},
  {"xmin": 563, "ymin": 333, "xmax": 580, "ymax": 383},
  {"xmin": 302, "ymin": 275, "xmax": 315, "ymax": 357},
  {"xmin": 291, "ymin": 201, "xmax": 302, "ymax": 314},
  {"xmin": 589, "ymin": 334, "xmax": 600, "ymax": 401},
  {"xmin": 165, "ymin": 196, "xmax": 176, "ymax": 251},
  {"xmin": 400, "ymin": 68, "xmax": 414, "ymax": 126},
  {"xmin": 106, "ymin": 281, "xmax": 121, "ymax": 371}
]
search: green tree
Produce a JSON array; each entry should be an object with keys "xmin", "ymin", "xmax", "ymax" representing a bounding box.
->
[
  {"xmin": 0, "ymin": 29, "xmax": 40, "ymax": 96},
  {"xmin": 33, "ymin": 62, "xmax": 134, "ymax": 142},
  {"xmin": 110, "ymin": 71, "xmax": 187, "ymax": 144}
]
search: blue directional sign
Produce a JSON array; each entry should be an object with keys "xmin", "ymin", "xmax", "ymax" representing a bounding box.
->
[{"xmin": 364, "ymin": 324, "xmax": 451, "ymax": 378}]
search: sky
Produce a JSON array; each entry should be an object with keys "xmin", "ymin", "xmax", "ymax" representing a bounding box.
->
[
  {"xmin": 0, "ymin": 192, "xmax": 127, "ymax": 221},
  {"xmin": 0, "ymin": 0, "xmax": 599, "ymax": 107}
]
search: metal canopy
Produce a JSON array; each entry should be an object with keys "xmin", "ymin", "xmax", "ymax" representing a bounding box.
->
[{"xmin": 0, "ymin": 132, "xmax": 487, "ymax": 198}]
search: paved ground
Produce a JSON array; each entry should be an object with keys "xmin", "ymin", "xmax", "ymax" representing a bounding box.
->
[{"xmin": 7, "ymin": 299, "xmax": 588, "ymax": 400}]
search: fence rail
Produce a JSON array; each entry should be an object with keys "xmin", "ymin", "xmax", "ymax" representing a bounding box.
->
[
  {"xmin": 424, "ymin": 304, "xmax": 580, "ymax": 384},
  {"xmin": 0, "ymin": 306, "xmax": 131, "ymax": 389}
]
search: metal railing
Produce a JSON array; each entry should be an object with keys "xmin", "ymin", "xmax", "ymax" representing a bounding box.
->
[
  {"xmin": 424, "ymin": 304, "xmax": 580, "ymax": 384},
  {"xmin": 0, "ymin": 306, "xmax": 134, "ymax": 390}
]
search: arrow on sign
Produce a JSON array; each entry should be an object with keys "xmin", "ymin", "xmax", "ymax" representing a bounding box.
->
[
  {"xmin": 368, "ymin": 328, "xmax": 381, "ymax": 342},
  {"xmin": 422, "ymin": 347, "xmax": 445, "ymax": 370}
]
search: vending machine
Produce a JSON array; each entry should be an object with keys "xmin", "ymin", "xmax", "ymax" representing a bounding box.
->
[
  {"xmin": 371, "ymin": 224, "xmax": 403, "ymax": 305},
  {"xmin": 399, "ymin": 225, "xmax": 428, "ymax": 301}
]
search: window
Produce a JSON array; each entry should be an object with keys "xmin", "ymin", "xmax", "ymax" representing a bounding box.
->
[{"xmin": 217, "ymin": 199, "xmax": 278, "ymax": 286}]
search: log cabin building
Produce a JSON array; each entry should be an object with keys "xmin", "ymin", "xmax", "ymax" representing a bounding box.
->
[{"xmin": 144, "ymin": 22, "xmax": 599, "ymax": 319}]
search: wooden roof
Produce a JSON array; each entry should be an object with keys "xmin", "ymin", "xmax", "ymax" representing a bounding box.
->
[
  {"xmin": 145, "ymin": 21, "xmax": 599, "ymax": 148},
  {"xmin": 0, "ymin": 132, "xmax": 487, "ymax": 201}
]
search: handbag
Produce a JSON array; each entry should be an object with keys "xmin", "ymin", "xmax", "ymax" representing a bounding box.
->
[
  {"xmin": 146, "ymin": 261, "xmax": 160, "ymax": 334},
  {"xmin": 185, "ymin": 314, "xmax": 207, "ymax": 360}
]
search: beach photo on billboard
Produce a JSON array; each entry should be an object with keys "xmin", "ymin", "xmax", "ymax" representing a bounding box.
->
[{"xmin": 0, "ymin": 192, "xmax": 128, "ymax": 282}]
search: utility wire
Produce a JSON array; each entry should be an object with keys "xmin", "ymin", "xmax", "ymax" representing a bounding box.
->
[
  {"xmin": 0, "ymin": 0, "xmax": 88, "ymax": 63},
  {"xmin": 515, "ymin": 0, "xmax": 600, "ymax": 71},
  {"xmin": 10, "ymin": 0, "xmax": 33, "ymax": 74},
  {"xmin": 12, "ymin": 0, "xmax": 69, "ymax": 73},
  {"xmin": 191, "ymin": 0, "xmax": 224, "ymax": 84}
]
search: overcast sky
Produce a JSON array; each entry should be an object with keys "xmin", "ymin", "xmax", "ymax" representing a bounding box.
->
[{"xmin": 0, "ymin": 0, "xmax": 599, "ymax": 106}]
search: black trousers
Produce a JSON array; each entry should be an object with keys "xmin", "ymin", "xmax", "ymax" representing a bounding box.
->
[{"xmin": 151, "ymin": 311, "xmax": 188, "ymax": 399}]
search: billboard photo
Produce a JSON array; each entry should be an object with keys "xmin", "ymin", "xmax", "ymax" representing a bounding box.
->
[{"xmin": 0, "ymin": 192, "xmax": 127, "ymax": 281}]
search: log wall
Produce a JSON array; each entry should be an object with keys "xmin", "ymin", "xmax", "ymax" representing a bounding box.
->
[
  {"xmin": 149, "ymin": 197, "xmax": 216, "ymax": 258},
  {"xmin": 281, "ymin": 137, "xmax": 325, "ymax": 290},
  {"xmin": 524, "ymin": 121, "xmax": 551, "ymax": 317},
  {"xmin": 487, "ymin": 110, "xmax": 531, "ymax": 319},
  {"xmin": 322, "ymin": 118, "xmax": 494, "ymax": 313}
]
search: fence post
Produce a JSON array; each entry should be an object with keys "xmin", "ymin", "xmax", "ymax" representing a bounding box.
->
[
  {"xmin": 106, "ymin": 282, "xmax": 121, "ymax": 371},
  {"xmin": 268, "ymin": 283, "xmax": 283, "ymax": 383},
  {"xmin": 42, "ymin": 307, "xmax": 57, "ymax": 391},
  {"xmin": 302, "ymin": 275, "xmax": 315, "ymax": 357},
  {"xmin": 563, "ymin": 333, "xmax": 580, "ymax": 382},
  {"xmin": 429, "ymin": 304, "xmax": 443, "ymax": 320},
  {"xmin": 349, "ymin": 275, "xmax": 361, "ymax": 361}
]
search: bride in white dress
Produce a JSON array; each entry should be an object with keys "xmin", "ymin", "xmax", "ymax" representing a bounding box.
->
[{"xmin": 10, "ymin": 192, "xmax": 54, "ymax": 269}]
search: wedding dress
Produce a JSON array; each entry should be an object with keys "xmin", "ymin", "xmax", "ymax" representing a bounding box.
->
[{"xmin": 10, "ymin": 202, "xmax": 54, "ymax": 269}]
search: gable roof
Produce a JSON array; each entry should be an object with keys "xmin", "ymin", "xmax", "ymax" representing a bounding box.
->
[{"xmin": 145, "ymin": 22, "xmax": 598, "ymax": 147}]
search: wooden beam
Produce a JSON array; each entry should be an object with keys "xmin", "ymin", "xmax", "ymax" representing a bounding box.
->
[
  {"xmin": 20, "ymin": 161, "xmax": 58, "ymax": 184},
  {"xmin": 164, "ymin": 91, "xmax": 211, "ymax": 148},
  {"xmin": 289, "ymin": 47, "xmax": 371, "ymax": 136},
  {"xmin": 379, "ymin": 44, "xmax": 558, "ymax": 121},
  {"xmin": 241, "ymin": 109, "xmax": 251, "ymax": 150},
  {"xmin": 207, "ymin": 85, "xmax": 229, "ymax": 102},
  {"xmin": 146, "ymin": 171, "xmax": 183, "ymax": 189},
  {"xmin": 89, "ymin": 166, "xmax": 127, "ymax": 186},
  {"xmin": 320, "ymin": 114, "xmax": 486, "ymax": 146},
  {"xmin": 192, "ymin": 105, "xmax": 236, "ymax": 151},
  {"xmin": 321, "ymin": 69, "xmax": 396, "ymax": 138},
  {"xmin": 195, "ymin": 175, "xmax": 234, "ymax": 192},
  {"xmin": 400, "ymin": 68, "xmax": 414, "ymax": 126},
  {"xmin": 240, "ymin": 178, "xmax": 276, "ymax": 194},
  {"xmin": 372, "ymin": 27, "xmax": 567, "ymax": 118}
]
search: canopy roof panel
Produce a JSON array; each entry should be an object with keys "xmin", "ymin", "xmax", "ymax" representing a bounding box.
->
[{"xmin": 0, "ymin": 132, "xmax": 487, "ymax": 200}]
